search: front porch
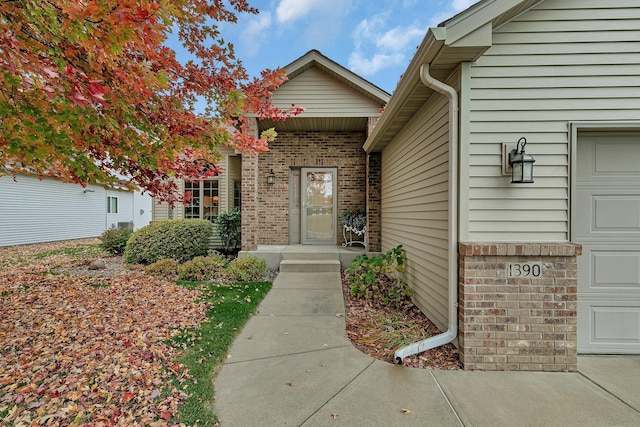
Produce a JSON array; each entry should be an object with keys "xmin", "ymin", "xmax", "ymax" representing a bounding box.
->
[{"xmin": 240, "ymin": 244, "xmax": 369, "ymax": 270}]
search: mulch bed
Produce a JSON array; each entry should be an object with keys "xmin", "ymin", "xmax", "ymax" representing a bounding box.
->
[{"xmin": 341, "ymin": 272, "xmax": 462, "ymax": 370}]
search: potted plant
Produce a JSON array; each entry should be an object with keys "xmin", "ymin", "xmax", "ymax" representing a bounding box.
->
[{"xmin": 340, "ymin": 209, "xmax": 366, "ymax": 247}]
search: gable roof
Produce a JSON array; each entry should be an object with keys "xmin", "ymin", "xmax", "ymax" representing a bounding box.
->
[
  {"xmin": 257, "ymin": 50, "xmax": 390, "ymax": 132},
  {"xmin": 283, "ymin": 50, "xmax": 390, "ymax": 105},
  {"xmin": 364, "ymin": 0, "xmax": 544, "ymax": 152}
]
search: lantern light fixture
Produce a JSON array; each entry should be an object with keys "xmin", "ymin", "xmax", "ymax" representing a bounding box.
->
[
  {"xmin": 267, "ymin": 169, "xmax": 276, "ymax": 185},
  {"xmin": 508, "ymin": 137, "xmax": 535, "ymax": 184}
]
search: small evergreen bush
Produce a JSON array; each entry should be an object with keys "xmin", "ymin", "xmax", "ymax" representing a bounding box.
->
[
  {"xmin": 145, "ymin": 259, "xmax": 180, "ymax": 279},
  {"xmin": 124, "ymin": 219, "xmax": 213, "ymax": 264},
  {"xmin": 216, "ymin": 208, "xmax": 242, "ymax": 252},
  {"xmin": 100, "ymin": 227, "xmax": 133, "ymax": 255},
  {"xmin": 177, "ymin": 254, "xmax": 228, "ymax": 281},
  {"xmin": 226, "ymin": 255, "xmax": 267, "ymax": 282},
  {"xmin": 345, "ymin": 245, "xmax": 412, "ymax": 308}
]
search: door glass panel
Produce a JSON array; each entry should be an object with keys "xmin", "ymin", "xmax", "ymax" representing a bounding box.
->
[{"xmin": 303, "ymin": 170, "xmax": 336, "ymax": 244}]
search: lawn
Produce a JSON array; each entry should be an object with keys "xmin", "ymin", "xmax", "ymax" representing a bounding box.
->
[{"xmin": 0, "ymin": 240, "xmax": 271, "ymax": 426}]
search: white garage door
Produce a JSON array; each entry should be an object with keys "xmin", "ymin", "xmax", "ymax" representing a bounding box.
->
[{"xmin": 575, "ymin": 131, "xmax": 640, "ymax": 353}]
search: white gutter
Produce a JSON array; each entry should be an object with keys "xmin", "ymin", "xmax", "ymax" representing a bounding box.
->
[{"xmin": 394, "ymin": 63, "xmax": 459, "ymax": 364}]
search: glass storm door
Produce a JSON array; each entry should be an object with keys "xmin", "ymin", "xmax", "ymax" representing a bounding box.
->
[{"xmin": 301, "ymin": 168, "xmax": 337, "ymax": 244}]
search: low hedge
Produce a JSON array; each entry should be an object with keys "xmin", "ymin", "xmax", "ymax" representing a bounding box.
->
[{"xmin": 124, "ymin": 219, "xmax": 214, "ymax": 264}]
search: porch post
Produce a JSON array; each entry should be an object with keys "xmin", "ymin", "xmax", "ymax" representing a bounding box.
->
[
  {"xmin": 366, "ymin": 152, "xmax": 382, "ymax": 252},
  {"xmin": 241, "ymin": 118, "xmax": 259, "ymax": 251}
]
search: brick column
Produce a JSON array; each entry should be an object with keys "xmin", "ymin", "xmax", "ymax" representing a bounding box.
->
[
  {"xmin": 366, "ymin": 153, "xmax": 381, "ymax": 252},
  {"xmin": 241, "ymin": 119, "xmax": 259, "ymax": 251},
  {"xmin": 458, "ymin": 242, "xmax": 581, "ymax": 372}
]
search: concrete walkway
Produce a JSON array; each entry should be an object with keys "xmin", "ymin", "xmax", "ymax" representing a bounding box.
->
[{"xmin": 213, "ymin": 269, "xmax": 640, "ymax": 426}]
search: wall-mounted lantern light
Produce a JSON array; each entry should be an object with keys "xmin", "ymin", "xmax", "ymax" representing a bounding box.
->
[
  {"xmin": 267, "ymin": 169, "xmax": 276, "ymax": 185},
  {"xmin": 508, "ymin": 137, "xmax": 535, "ymax": 184}
]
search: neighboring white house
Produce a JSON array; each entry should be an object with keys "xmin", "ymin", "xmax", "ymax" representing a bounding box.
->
[
  {"xmin": 0, "ymin": 174, "xmax": 152, "ymax": 247},
  {"xmin": 364, "ymin": 0, "xmax": 640, "ymax": 370}
]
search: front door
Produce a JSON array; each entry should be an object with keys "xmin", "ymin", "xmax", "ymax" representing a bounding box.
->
[{"xmin": 301, "ymin": 168, "xmax": 337, "ymax": 245}]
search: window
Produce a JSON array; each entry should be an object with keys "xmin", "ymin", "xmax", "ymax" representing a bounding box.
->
[
  {"xmin": 185, "ymin": 180, "xmax": 219, "ymax": 222},
  {"xmin": 233, "ymin": 180, "xmax": 241, "ymax": 209},
  {"xmin": 107, "ymin": 196, "xmax": 118, "ymax": 214}
]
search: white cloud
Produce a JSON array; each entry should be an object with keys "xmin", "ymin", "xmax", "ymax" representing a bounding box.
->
[
  {"xmin": 239, "ymin": 12, "xmax": 273, "ymax": 56},
  {"xmin": 348, "ymin": 51, "xmax": 405, "ymax": 76},
  {"xmin": 348, "ymin": 12, "xmax": 425, "ymax": 77},
  {"xmin": 376, "ymin": 26, "xmax": 425, "ymax": 51},
  {"xmin": 275, "ymin": 0, "xmax": 322, "ymax": 23}
]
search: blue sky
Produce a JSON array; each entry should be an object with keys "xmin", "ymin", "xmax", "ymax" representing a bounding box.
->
[{"xmin": 218, "ymin": 0, "xmax": 478, "ymax": 94}]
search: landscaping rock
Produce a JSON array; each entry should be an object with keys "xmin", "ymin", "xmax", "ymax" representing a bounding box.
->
[{"xmin": 88, "ymin": 259, "xmax": 106, "ymax": 270}]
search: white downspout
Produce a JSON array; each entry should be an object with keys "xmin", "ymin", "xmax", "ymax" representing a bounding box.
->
[{"xmin": 394, "ymin": 63, "xmax": 459, "ymax": 364}]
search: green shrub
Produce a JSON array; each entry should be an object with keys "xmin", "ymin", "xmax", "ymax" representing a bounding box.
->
[
  {"xmin": 124, "ymin": 219, "xmax": 214, "ymax": 264},
  {"xmin": 345, "ymin": 245, "xmax": 412, "ymax": 308},
  {"xmin": 226, "ymin": 255, "xmax": 267, "ymax": 282},
  {"xmin": 177, "ymin": 254, "xmax": 228, "ymax": 281},
  {"xmin": 100, "ymin": 228, "xmax": 133, "ymax": 255},
  {"xmin": 216, "ymin": 208, "xmax": 242, "ymax": 251},
  {"xmin": 145, "ymin": 259, "xmax": 180, "ymax": 279}
]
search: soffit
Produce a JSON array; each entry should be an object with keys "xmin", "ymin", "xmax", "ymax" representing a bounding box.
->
[{"xmin": 258, "ymin": 117, "xmax": 368, "ymax": 133}]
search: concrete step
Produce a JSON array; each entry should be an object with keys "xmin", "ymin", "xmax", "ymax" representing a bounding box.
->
[
  {"xmin": 279, "ymin": 259, "xmax": 341, "ymax": 273},
  {"xmin": 281, "ymin": 252, "xmax": 339, "ymax": 261}
]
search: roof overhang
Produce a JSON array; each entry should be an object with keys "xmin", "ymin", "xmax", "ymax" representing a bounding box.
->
[{"xmin": 364, "ymin": 0, "xmax": 543, "ymax": 152}]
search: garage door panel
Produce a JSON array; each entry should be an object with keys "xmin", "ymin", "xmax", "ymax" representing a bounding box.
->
[
  {"xmin": 578, "ymin": 301, "xmax": 640, "ymax": 353},
  {"xmin": 593, "ymin": 251, "xmax": 640, "ymax": 288},
  {"xmin": 579, "ymin": 246, "xmax": 640, "ymax": 292},
  {"xmin": 575, "ymin": 190, "xmax": 640, "ymax": 240},
  {"xmin": 577, "ymin": 135, "xmax": 640, "ymax": 182},
  {"xmin": 595, "ymin": 197, "xmax": 640, "ymax": 230}
]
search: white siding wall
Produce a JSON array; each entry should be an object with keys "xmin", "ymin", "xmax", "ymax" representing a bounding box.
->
[
  {"xmin": 272, "ymin": 67, "xmax": 382, "ymax": 117},
  {"xmin": 381, "ymin": 86, "xmax": 452, "ymax": 331},
  {"xmin": 0, "ymin": 175, "xmax": 106, "ymax": 247},
  {"xmin": 105, "ymin": 190, "xmax": 135, "ymax": 230},
  {"xmin": 462, "ymin": 0, "xmax": 640, "ymax": 241}
]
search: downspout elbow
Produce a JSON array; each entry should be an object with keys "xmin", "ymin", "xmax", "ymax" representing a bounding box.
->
[{"xmin": 394, "ymin": 63, "xmax": 459, "ymax": 365}]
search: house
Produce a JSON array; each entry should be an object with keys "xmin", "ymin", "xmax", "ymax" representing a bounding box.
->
[
  {"xmin": 153, "ymin": 50, "xmax": 390, "ymax": 251},
  {"xmin": 364, "ymin": 0, "xmax": 640, "ymax": 371},
  {"xmin": 0, "ymin": 174, "xmax": 152, "ymax": 247},
  {"xmin": 156, "ymin": 0, "xmax": 640, "ymax": 371}
]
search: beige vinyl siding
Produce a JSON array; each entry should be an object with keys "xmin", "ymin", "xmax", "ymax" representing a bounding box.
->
[
  {"xmin": 381, "ymin": 87, "xmax": 451, "ymax": 331},
  {"xmin": 228, "ymin": 155, "xmax": 241, "ymax": 209},
  {"xmin": 462, "ymin": 0, "xmax": 640, "ymax": 242},
  {"xmin": 271, "ymin": 67, "xmax": 382, "ymax": 117}
]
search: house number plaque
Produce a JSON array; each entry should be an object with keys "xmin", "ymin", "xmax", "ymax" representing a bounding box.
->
[{"xmin": 507, "ymin": 262, "xmax": 543, "ymax": 278}]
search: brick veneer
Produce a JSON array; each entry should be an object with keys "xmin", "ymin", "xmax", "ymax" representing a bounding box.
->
[
  {"xmin": 241, "ymin": 154, "xmax": 259, "ymax": 251},
  {"xmin": 458, "ymin": 242, "xmax": 581, "ymax": 372},
  {"xmin": 256, "ymin": 131, "xmax": 367, "ymax": 246},
  {"xmin": 366, "ymin": 153, "xmax": 381, "ymax": 252}
]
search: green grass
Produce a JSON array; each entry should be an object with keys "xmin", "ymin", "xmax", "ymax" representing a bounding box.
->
[
  {"xmin": 173, "ymin": 281, "xmax": 272, "ymax": 426},
  {"xmin": 31, "ymin": 244, "xmax": 105, "ymax": 260}
]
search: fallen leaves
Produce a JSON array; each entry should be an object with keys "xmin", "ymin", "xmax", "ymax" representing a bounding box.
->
[
  {"xmin": 341, "ymin": 272, "xmax": 462, "ymax": 370},
  {"xmin": 0, "ymin": 242, "xmax": 208, "ymax": 425}
]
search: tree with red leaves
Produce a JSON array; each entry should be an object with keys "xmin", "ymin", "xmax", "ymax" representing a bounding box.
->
[{"xmin": 0, "ymin": 0, "xmax": 300, "ymax": 203}]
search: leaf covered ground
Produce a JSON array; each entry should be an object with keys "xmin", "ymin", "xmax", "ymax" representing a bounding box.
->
[
  {"xmin": 0, "ymin": 239, "xmax": 209, "ymax": 425},
  {"xmin": 341, "ymin": 272, "xmax": 462, "ymax": 370}
]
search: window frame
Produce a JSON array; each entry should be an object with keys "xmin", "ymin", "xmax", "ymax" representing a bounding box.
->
[{"xmin": 107, "ymin": 196, "xmax": 118, "ymax": 214}]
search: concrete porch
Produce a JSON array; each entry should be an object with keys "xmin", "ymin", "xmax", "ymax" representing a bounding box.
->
[{"xmin": 240, "ymin": 244, "xmax": 370, "ymax": 270}]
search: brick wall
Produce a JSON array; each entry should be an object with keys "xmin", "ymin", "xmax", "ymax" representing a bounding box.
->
[
  {"xmin": 458, "ymin": 242, "xmax": 581, "ymax": 372},
  {"xmin": 241, "ymin": 155, "xmax": 259, "ymax": 251},
  {"xmin": 257, "ymin": 131, "xmax": 367, "ymax": 245},
  {"xmin": 366, "ymin": 153, "xmax": 381, "ymax": 252}
]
